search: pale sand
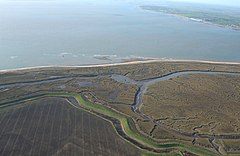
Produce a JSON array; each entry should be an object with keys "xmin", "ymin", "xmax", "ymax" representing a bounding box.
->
[{"xmin": 0, "ymin": 59, "xmax": 240, "ymax": 73}]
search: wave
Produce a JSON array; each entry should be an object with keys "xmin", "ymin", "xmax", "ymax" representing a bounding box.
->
[
  {"xmin": 10, "ymin": 56, "xmax": 18, "ymax": 59},
  {"xmin": 93, "ymin": 54, "xmax": 117, "ymax": 58}
]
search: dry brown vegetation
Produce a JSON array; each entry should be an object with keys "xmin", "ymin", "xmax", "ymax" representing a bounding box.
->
[
  {"xmin": 138, "ymin": 73, "xmax": 240, "ymax": 154},
  {"xmin": 141, "ymin": 74, "xmax": 240, "ymax": 135},
  {"xmin": 222, "ymin": 139, "xmax": 240, "ymax": 154},
  {"xmin": 1, "ymin": 61, "xmax": 240, "ymax": 155}
]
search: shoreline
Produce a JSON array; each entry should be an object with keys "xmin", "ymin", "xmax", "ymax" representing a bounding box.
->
[
  {"xmin": 141, "ymin": 6, "xmax": 240, "ymax": 31},
  {"xmin": 165, "ymin": 12, "xmax": 240, "ymax": 31},
  {"xmin": 1, "ymin": 59, "xmax": 240, "ymax": 73}
]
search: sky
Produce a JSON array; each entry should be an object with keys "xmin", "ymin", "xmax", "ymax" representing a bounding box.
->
[{"xmin": 169, "ymin": 0, "xmax": 240, "ymax": 7}]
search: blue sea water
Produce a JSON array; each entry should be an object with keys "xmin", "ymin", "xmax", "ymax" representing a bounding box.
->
[{"xmin": 0, "ymin": 0, "xmax": 240, "ymax": 69}]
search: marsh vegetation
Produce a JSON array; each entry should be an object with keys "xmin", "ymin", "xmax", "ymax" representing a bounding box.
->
[{"xmin": 1, "ymin": 61, "xmax": 240, "ymax": 155}]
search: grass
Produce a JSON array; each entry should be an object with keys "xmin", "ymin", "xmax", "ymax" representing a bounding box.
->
[{"xmin": 0, "ymin": 91, "xmax": 216, "ymax": 155}]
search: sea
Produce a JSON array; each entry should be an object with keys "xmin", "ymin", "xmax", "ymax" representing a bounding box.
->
[{"xmin": 0, "ymin": 0, "xmax": 240, "ymax": 70}]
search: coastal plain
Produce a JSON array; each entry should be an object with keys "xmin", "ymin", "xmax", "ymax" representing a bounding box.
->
[{"xmin": 0, "ymin": 60, "xmax": 240, "ymax": 155}]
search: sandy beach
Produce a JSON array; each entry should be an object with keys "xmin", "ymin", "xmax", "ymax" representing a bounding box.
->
[{"xmin": 0, "ymin": 59, "xmax": 240, "ymax": 73}]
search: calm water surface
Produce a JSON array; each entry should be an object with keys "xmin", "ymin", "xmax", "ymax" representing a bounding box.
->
[{"xmin": 0, "ymin": 0, "xmax": 240, "ymax": 69}]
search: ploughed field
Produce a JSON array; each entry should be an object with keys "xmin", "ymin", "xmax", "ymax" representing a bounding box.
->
[{"xmin": 0, "ymin": 97, "xmax": 139, "ymax": 156}]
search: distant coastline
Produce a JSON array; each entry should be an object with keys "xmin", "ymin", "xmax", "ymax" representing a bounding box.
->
[
  {"xmin": 170, "ymin": 13, "xmax": 240, "ymax": 31},
  {"xmin": 1, "ymin": 59, "xmax": 240, "ymax": 73},
  {"xmin": 174, "ymin": 14, "xmax": 240, "ymax": 31},
  {"xmin": 141, "ymin": 5, "xmax": 240, "ymax": 31},
  {"xmin": 176, "ymin": 14, "xmax": 240, "ymax": 31}
]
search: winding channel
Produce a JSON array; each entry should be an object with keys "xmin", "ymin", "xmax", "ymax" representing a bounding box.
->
[{"xmin": 1, "ymin": 70, "xmax": 240, "ymax": 141}]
